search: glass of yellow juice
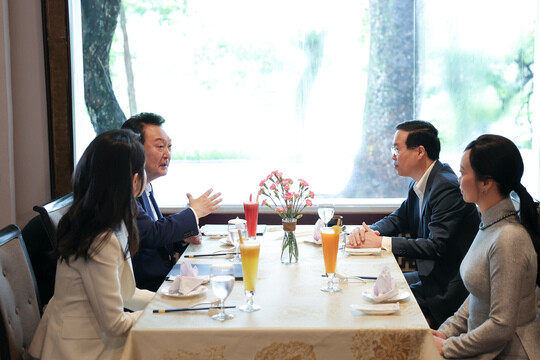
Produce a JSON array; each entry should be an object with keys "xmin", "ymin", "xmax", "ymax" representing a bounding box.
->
[
  {"xmin": 239, "ymin": 239, "xmax": 261, "ymax": 312},
  {"xmin": 321, "ymin": 227, "xmax": 341, "ymax": 292}
]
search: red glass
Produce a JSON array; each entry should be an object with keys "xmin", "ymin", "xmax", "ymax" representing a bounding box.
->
[{"xmin": 243, "ymin": 201, "xmax": 259, "ymax": 238}]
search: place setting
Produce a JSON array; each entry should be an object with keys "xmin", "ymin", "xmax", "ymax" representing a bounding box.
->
[
  {"xmin": 154, "ymin": 234, "xmax": 262, "ymax": 320},
  {"xmin": 350, "ymin": 266, "xmax": 410, "ymax": 315},
  {"xmin": 160, "ymin": 262, "xmax": 209, "ymax": 298}
]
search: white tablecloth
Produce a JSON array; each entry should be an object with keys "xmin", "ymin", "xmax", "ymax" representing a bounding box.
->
[{"xmin": 121, "ymin": 225, "xmax": 440, "ymax": 360}]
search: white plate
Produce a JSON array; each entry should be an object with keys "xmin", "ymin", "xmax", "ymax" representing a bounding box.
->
[
  {"xmin": 167, "ymin": 275, "xmax": 210, "ymax": 284},
  {"xmin": 160, "ymin": 285, "xmax": 207, "ymax": 298},
  {"xmin": 350, "ymin": 303, "xmax": 400, "ymax": 315},
  {"xmin": 345, "ymin": 248, "xmax": 381, "ymax": 256},
  {"xmin": 219, "ymin": 238, "xmax": 234, "ymax": 246},
  {"xmin": 362, "ymin": 289, "xmax": 410, "ymax": 303},
  {"xmin": 305, "ymin": 238, "xmax": 322, "ymax": 245}
]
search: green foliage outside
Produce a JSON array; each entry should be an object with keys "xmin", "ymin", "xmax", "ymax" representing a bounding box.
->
[{"xmin": 107, "ymin": 1, "xmax": 535, "ymax": 160}]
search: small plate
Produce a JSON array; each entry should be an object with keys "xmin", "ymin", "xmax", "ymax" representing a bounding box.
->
[
  {"xmin": 167, "ymin": 275, "xmax": 210, "ymax": 284},
  {"xmin": 345, "ymin": 248, "xmax": 381, "ymax": 256},
  {"xmin": 160, "ymin": 285, "xmax": 207, "ymax": 298},
  {"xmin": 219, "ymin": 238, "xmax": 234, "ymax": 246},
  {"xmin": 305, "ymin": 238, "xmax": 322, "ymax": 245},
  {"xmin": 351, "ymin": 303, "xmax": 400, "ymax": 315},
  {"xmin": 362, "ymin": 289, "xmax": 410, "ymax": 303}
]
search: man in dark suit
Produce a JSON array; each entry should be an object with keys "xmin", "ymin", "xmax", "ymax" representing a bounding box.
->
[
  {"xmin": 122, "ymin": 113, "xmax": 222, "ymax": 291},
  {"xmin": 349, "ymin": 120, "xmax": 480, "ymax": 328}
]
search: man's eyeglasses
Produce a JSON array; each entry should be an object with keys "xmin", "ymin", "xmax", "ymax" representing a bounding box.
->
[{"xmin": 390, "ymin": 146, "xmax": 418, "ymax": 157}]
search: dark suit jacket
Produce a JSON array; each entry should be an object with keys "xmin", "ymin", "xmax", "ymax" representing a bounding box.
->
[
  {"xmin": 132, "ymin": 191, "xmax": 198, "ymax": 291},
  {"xmin": 371, "ymin": 160, "xmax": 480, "ymax": 324}
]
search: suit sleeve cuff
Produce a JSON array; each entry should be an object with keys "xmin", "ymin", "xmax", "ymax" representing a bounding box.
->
[{"xmin": 382, "ymin": 236, "xmax": 392, "ymax": 251}]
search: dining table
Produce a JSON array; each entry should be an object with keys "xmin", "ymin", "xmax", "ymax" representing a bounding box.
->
[{"xmin": 120, "ymin": 225, "xmax": 441, "ymax": 360}]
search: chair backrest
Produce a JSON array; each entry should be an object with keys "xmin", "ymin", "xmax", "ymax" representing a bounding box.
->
[
  {"xmin": 21, "ymin": 216, "xmax": 57, "ymax": 310},
  {"xmin": 33, "ymin": 193, "xmax": 73, "ymax": 249},
  {"xmin": 0, "ymin": 224, "xmax": 41, "ymax": 360}
]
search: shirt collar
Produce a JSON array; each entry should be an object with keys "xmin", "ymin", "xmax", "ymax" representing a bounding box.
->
[
  {"xmin": 413, "ymin": 160, "xmax": 436, "ymax": 200},
  {"xmin": 144, "ymin": 183, "xmax": 153, "ymax": 195}
]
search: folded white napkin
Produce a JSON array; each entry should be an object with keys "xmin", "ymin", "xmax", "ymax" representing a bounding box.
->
[
  {"xmin": 350, "ymin": 303, "xmax": 400, "ymax": 315},
  {"xmin": 312, "ymin": 219, "xmax": 325, "ymax": 243},
  {"xmin": 371, "ymin": 266, "xmax": 398, "ymax": 302},
  {"xmin": 168, "ymin": 263, "xmax": 205, "ymax": 295}
]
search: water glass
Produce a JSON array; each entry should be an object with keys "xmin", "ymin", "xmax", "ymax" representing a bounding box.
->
[
  {"xmin": 318, "ymin": 204, "xmax": 335, "ymax": 227},
  {"xmin": 210, "ymin": 263, "xmax": 235, "ymax": 321},
  {"xmin": 228, "ymin": 218, "xmax": 247, "ymax": 262}
]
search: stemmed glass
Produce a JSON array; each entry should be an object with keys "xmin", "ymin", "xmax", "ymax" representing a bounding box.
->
[
  {"xmin": 318, "ymin": 204, "xmax": 335, "ymax": 227},
  {"xmin": 228, "ymin": 218, "xmax": 247, "ymax": 263},
  {"xmin": 239, "ymin": 239, "xmax": 261, "ymax": 312},
  {"xmin": 210, "ymin": 263, "xmax": 235, "ymax": 321},
  {"xmin": 321, "ymin": 227, "xmax": 341, "ymax": 293}
]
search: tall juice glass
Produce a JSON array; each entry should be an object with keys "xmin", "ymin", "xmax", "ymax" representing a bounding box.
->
[
  {"xmin": 239, "ymin": 239, "xmax": 261, "ymax": 312},
  {"xmin": 321, "ymin": 227, "xmax": 341, "ymax": 292},
  {"xmin": 243, "ymin": 201, "xmax": 259, "ymax": 239}
]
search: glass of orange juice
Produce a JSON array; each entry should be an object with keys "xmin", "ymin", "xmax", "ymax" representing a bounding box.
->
[
  {"xmin": 239, "ymin": 239, "xmax": 261, "ymax": 312},
  {"xmin": 321, "ymin": 227, "xmax": 341, "ymax": 292}
]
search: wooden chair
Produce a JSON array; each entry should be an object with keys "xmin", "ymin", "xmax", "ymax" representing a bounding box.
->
[
  {"xmin": 0, "ymin": 224, "xmax": 41, "ymax": 360},
  {"xmin": 32, "ymin": 193, "xmax": 73, "ymax": 249}
]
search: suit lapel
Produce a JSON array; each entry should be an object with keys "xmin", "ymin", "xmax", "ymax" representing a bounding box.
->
[
  {"xmin": 418, "ymin": 160, "xmax": 443, "ymax": 237},
  {"xmin": 139, "ymin": 192, "xmax": 156, "ymax": 221},
  {"xmin": 148, "ymin": 190, "xmax": 163, "ymax": 219}
]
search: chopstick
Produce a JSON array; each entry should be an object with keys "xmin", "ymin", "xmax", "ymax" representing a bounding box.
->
[
  {"xmin": 321, "ymin": 274, "xmax": 377, "ymax": 280},
  {"xmin": 153, "ymin": 306, "xmax": 236, "ymax": 313},
  {"xmin": 185, "ymin": 253, "xmax": 233, "ymax": 258}
]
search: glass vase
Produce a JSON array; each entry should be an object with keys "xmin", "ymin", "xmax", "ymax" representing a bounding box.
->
[{"xmin": 281, "ymin": 218, "xmax": 298, "ymax": 264}]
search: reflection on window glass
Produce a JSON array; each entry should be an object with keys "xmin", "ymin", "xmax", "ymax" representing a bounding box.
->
[{"xmin": 72, "ymin": 0, "xmax": 539, "ymax": 206}]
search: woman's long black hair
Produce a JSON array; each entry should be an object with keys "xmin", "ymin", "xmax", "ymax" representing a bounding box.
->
[
  {"xmin": 57, "ymin": 130, "xmax": 146, "ymax": 262},
  {"xmin": 466, "ymin": 134, "xmax": 540, "ymax": 286}
]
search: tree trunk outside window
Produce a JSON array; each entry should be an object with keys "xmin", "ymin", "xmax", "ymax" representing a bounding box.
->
[
  {"xmin": 341, "ymin": 0, "xmax": 415, "ymax": 198},
  {"xmin": 81, "ymin": 0, "xmax": 126, "ymax": 134}
]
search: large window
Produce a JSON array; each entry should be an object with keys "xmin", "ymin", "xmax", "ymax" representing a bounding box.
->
[{"xmin": 70, "ymin": 0, "xmax": 540, "ymax": 210}]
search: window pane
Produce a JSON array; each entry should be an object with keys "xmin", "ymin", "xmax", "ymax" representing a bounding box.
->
[
  {"xmin": 417, "ymin": 0, "xmax": 539, "ymax": 198},
  {"xmin": 71, "ymin": 0, "xmax": 539, "ymax": 207}
]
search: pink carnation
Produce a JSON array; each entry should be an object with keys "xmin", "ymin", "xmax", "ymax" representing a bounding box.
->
[
  {"xmin": 259, "ymin": 179, "xmax": 265, "ymax": 187},
  {"xmin": 276, "ymin": 207, "xmax": 285, "ymax": 213},
  {"xmin": 270, "ymin": 183, "xmax": 276, "ymax": 190},
  {"xmin": 309, "ymin": 191, "xmax": 315, "ymax": 198},
  {"xmin": 283, "ymin": 185, "xmax": 290, "ymax": 191},
  {"xmin": 299, "ymin": 179, "xmax": 309, "ymax": 187},
  {"xmin": 306, "ymin": 199, "xmax": 312, "ymax": 206},
  {"xmin": 261, "ymin": 199, "xmax": 267, "ymax": 206},
  {"xmin": 284, "ymin": 193, "xmax": 293, "ymax": 200}
]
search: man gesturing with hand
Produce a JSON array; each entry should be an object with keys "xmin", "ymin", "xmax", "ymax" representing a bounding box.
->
[{"xmin": 122, "ymin": 112, "xmax": 222, "ymax": 291}]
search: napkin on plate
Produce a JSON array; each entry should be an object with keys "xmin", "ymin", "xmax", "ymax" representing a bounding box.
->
[
  {"xmin": 371, "ymin": 265, "xmax": 398, "ymax": 302},
  {"xmin": 312, "ymin": 219, "xmax": 325, "ymax": 243},
  {"xmin": 168, "ymin": 263, "xmax": 205, "ymax": 295}
]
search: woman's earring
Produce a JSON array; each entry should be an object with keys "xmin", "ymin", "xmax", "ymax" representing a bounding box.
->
[{"xmin": 481, "ymin": 189, "xmax": 485, "ymax": 193}]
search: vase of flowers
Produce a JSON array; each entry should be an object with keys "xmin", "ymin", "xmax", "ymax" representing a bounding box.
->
[{"xmin": 259, "ymin": 170, "xmax": 314, "ymax": 263}]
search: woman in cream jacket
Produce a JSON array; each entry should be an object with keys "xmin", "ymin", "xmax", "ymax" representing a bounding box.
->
[{"xmin": 30, "ymin": 130, "xmax": 150, "ymax": 360}]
